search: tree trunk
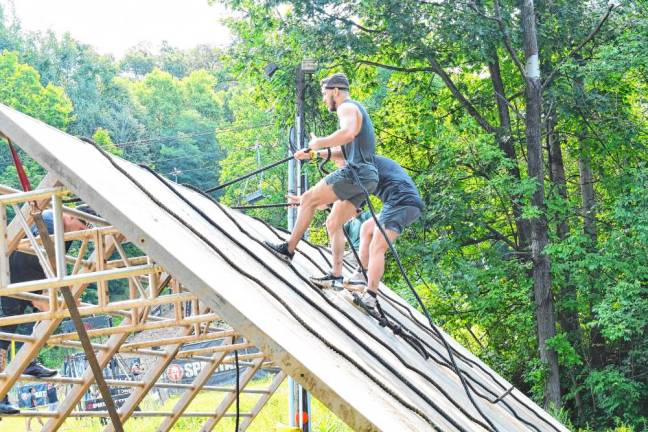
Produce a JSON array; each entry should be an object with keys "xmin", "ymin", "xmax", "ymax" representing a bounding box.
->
[
  {"xmin": 521, "ymin": 0, "xmax": 562, "ymax": 409},
  {"xmin": 547, "ymin": 113, "xmax": 582, "ymax": 345},
  {"xmin": 573, "ymin": 68, "xmax": 606, "ymax": 370},
  {"xmin": 578, "ymin": 140, "xmax": 606, "ymax": 369},
  {"xmin": 488, "ymin": 56, "xmax": 532, "ymax": 250},
  {"xmin": 578, "ymin": 145, "xmax": 597, "ymax": 243}
]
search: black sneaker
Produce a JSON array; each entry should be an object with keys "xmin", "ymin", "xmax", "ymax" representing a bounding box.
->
[
  {"xmin": 24, "ymin": 360, "xmax": 58, "ymax": 378},
  {"xmin": 310, "ymin": 273, "xmax": 343, "ymax": 289},
  {"xmin": 0, "ymin": 396, "xmax": 19, "ymax": 415},
  {"xmin": 263, "ymin": 241, "xmax": 294, "ymax": 262}
]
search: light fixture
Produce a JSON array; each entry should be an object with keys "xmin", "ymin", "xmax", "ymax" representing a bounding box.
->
[
  {"xmin": 264, "ymin": 63, "xmax": 279, "ymax": 78},
  {"xmin": 300, "ymin": 59, "xmax": 318, "ymax": 74}
]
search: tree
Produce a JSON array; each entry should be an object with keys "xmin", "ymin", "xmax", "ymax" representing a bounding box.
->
[
  {"xmin": 0, "ymin": 49, "xmax": 73, "ymax": 187},
  {"xmin": 216, "ymin": 0, "xmax": 647, "ymax": 426}
]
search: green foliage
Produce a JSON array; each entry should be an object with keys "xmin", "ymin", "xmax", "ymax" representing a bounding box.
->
[
  {"xmin": 0, "ymin": 1, "xmax": 646, "ymax": 430},
  {"xmin": 92, "ymin": 127, "xmax": 122, "ymax": 156},
  {"xmin": 0, "ymin": 50, "xmax": 72, "ymax": 128}
]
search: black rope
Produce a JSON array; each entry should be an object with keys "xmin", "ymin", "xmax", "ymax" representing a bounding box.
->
[
  {"xmin": 235, "ymin": 349, "xmax": 240, "ymax": 432},
  {"xmin": 79, "ymin": 137, "xmax": 554, "ymax": 430},
  {"xmin": 169, "ymin": 180, "xmax": 480, "ymax": 430},
  {"xmin": 306, "ymin": 149, "xmax": 542, "ymax": 429},
  {"xmin": 230, "ymin": 218, "xmax": 549, "ymax": 431},
  {"xmin": 204, "ymin": 154, "xmax": 293, "ymax": 193},
  {"xmin": 79, "ymin": 141, "xmax": 449, "ymax": 431},
  {"xmin": 337, "ymin": 142, "xmax": 500, "ymax": 432},
  {"xmin": 178, "ymin": 182, "xmax": 499, "ymax": 430}
]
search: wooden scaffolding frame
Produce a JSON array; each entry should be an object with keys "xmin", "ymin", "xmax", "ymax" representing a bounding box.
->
[{"xmin": 0, "ymin": 179, "xmax": 286, "ymax": 431}]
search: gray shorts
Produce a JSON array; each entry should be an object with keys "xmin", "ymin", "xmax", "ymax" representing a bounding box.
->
[
  {"xmin": 324, "ymin": 166, "xmax": 378, "ymax": 208},
  {"xmin": 378, "ymin": 204, "xmax": 421, "ymax": 234}
]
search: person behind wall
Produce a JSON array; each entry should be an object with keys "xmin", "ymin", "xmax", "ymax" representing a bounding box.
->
[
  {"xmin": 46, "ymin": 382, "xmax": 58, "ymax": 412},
  {"xmin": 264, "ymin": 72, "xmax": 379, "ymax": 288},
  {"xmin": 25, "ymin": 386, "xmax": 44, "ymax": 431},
  {"xmin": 0, "ymin": 207, "xmax": 94, "ymax": 415}
]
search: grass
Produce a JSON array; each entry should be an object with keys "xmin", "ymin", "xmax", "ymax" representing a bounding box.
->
[{"xmin": 0, "ymin": 375, "xmax": 353, "ymax": 431}]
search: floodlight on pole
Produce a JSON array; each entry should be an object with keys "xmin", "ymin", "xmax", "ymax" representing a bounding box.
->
[{"xmin": 300, "ymin": 59, "xmax": 318, "ymax": 74}]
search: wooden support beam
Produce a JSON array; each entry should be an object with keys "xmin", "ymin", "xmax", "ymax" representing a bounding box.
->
[
  {"xmin": 157, "ymin": 336, "xmax": 235, "ymax": 432},
  {"xmin": 13, "ymin": 410, "xmax": 254, "ymax": 418},
  {"xmin": 175, "ymin": 342, "xmax": 254, "ymax": 359},
  {"xmin": 104, "ymin": 305, "xmax": 211, "ymax": 432},
  {"xmin": 0, "ymin": 186, "xmax": 68, "ymax": 205},
  {"xmin": 5, "ymin": 173, "xmax": 58, "ymax": 253},
  {"xmin": 1, "ymin": 263, "xmax": 161, "ymax": 296},
  {"xmin": 0, "ymin": 204, "xmax": 9, "ymax": 289},
  {"xmin": 199, "ymin": 357, "xmax": 265, "ymax": 432},
  {"xmin": 120, "ymin": 329, "xmax": 236, "ymax": 351},
  {"xmin": 2, "ymin": 372, "xmax": 274, "ymax": 393},
  {"xmin": 239, "ymin": 370, "xmax": 287, "ymax": 431},
  {"xmin": 0, "ymin": 291, "xmax": 196, "ymax": 327},
  {"xmin": 47, "ymin": 313, "xmax": 220, "ymax": 343}
]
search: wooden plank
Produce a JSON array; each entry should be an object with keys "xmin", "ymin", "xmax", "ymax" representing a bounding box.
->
[
  {"xmin": 199, "ymin": 357, "xmax": 265, "ymax": 432},
  {"xmin": 156, "ymin": 336, "xmax": 234, "ymax": 432},
  {"xmin": 239, "ymin": 370, "xmax": 287, "ymax": 431}
]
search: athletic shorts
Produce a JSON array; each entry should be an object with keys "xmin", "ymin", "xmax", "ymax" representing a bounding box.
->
[
  {"xmin": 377, "ymin": 204, "xmax": 421, "ymax": 234},
  {"xmin": 324, "ymin": 166, "xmax": 378, "ymax": 209}
]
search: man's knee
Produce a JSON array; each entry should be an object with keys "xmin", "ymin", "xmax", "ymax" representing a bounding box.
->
[
  {"xmin": 325, "ymin": 213, "xmax": 343, "ymax": 233},
  {"xmin": 304, "ymin": 183, "xmax": 334, "ymax": 208},
  {"xmin": 360, "ymin": 219, "xmax": 375, "ymax": 238},
  {"xmin": 370, "ymin": 232, "xmax": 391, "ymax": 254}
]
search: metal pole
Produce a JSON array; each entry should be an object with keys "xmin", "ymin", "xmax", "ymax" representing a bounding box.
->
[
  {"xmin": 287, "ymin": 67, "xmax": 299, "ymax": 431},
  {"xmin": 288, "ymin": 65, "xmax": 312, "ymax": 432}
]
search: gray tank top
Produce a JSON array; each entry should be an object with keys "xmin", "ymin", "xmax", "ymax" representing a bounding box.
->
[{"xmin": 339, "ymin": 100, "xmax": 376, "ymax": 172}]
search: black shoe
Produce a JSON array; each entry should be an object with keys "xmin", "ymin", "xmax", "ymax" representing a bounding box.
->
[
  {"xmin": 264, "ymin": 241, "xmax": 294, "ymax": 262},
  {"xmin": 24, "ymin": 360, "xmax": 58, "ymax": 378},
  {"xmin": 310, "ymin": 272, "xmax": 344, "ymax": 289},
  {"xmin": 0, "ymin": 397, "xmax": 19, "ymax": 415}
]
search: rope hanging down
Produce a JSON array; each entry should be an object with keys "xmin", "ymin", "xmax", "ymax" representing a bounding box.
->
[
  {"xmin": 78, "ymin": 136, "xmax": 554, "ymax": 430},
  {"xmin": 337, "ymin": 146, "xmax": 501, "ymax": 432},
  {"xmin": 201, "ymin": 145, "xmax": 531, "ymax": 430},
  {"xmin": 81, "ymin": 139, "xmax": 459, "ymax": 430}
]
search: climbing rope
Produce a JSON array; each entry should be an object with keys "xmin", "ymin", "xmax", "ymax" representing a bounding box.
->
[
  {"xmin": 187, "ymin": 143, "xmax": 556, "ymax": 431},
  {"xmin": 77, "ymin": 136, "xmax": 559, "ymax": 431},
  {"xmin": 235, "ymin": 349, "xmax": 240, "ymax": 432},
  {"xmin": 338, "ymin": 145, "xmax": 501, "ymax": 432},
  {"xmin": 79, "ymin": 139, "xmax": 453, "ymax": 431},
  {"xmin": 205, "ymin": 154, "xmax": 294, "ymax": 193}
]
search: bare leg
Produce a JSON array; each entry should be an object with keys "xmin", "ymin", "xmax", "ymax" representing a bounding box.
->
[
  {"xmin": 326, "ymin": 200, "xmax": 360, "ymax": 277},
  {"xmin": 286, "ymin": 180, "xmax": 338, "ymax": 253},
  {"xmin": 358, "ymin": 218, "xmax": 375, "ymax": 270},
  {"xmin": 367, "ymin": 227, "xmax": 400, "ymax": 293}
]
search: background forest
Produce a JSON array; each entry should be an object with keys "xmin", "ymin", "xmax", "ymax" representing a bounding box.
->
[{"xmin": 0, "ymin": 1, "xmax": 646, "ymax": 430}]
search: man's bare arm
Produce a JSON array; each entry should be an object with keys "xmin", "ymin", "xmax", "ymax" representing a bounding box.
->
[{"xmin": 308, "ymin": 103, "xmax": 361, "ymax": 150}]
